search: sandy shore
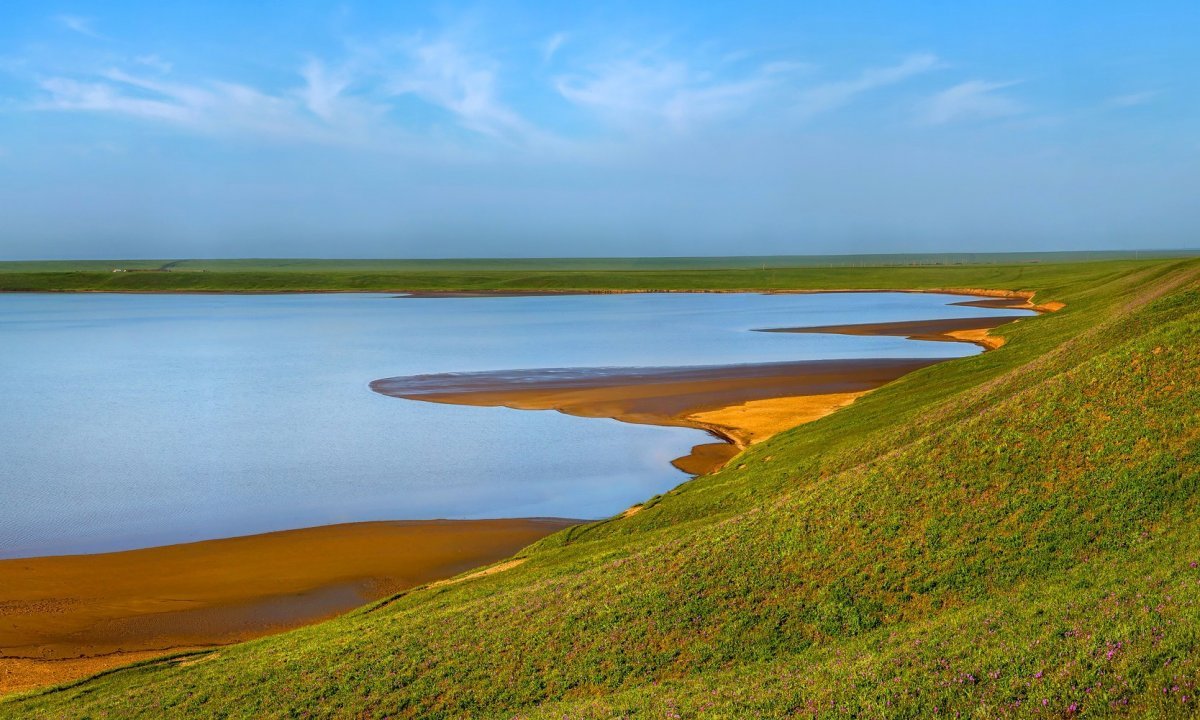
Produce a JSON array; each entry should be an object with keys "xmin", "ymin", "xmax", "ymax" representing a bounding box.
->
[{"xmin": 0, "ymin": 518, "xmax": 574, "ymax": 695}]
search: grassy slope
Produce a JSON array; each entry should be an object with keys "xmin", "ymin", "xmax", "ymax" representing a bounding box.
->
[{"xmin": 4, "ymin": 259, "xmax": 1200, "ymax": 718}]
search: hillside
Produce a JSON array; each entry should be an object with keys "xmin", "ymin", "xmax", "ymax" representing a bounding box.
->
[{"xmin": 4, "ymin": 259, "xmax": 1199, "ymax": 718}]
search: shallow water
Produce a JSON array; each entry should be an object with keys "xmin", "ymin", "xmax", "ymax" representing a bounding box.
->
[{"xmin": 0, "ymin": 292, "xmax": 1030, "ymax": 557}]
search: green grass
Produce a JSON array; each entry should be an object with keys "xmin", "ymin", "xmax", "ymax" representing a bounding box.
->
[
  {"xmin": 0, "ymin": 256, "xmax": 1187, "ymax": 294},
  {"xmin": 4, "ymin": 258, "xmax": 1200, "ymax": 718},
  {"xmin": 1, "ymin": 251, "xmax": 1194, "ymax": 276}
]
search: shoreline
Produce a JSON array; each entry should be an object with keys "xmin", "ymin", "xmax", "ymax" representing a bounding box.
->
[{"xmin": 1, "ymin": 289, "xmax": 1059, "ymax": 697}]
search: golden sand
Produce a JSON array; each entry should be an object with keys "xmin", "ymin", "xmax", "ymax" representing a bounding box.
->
[
  {"xmin": 686, "ymin": 391, "xmax": 869, "ymax": 447},
  {"xmin": 0, "ymin": 518, "xmax": 574, "ymax": 695}
]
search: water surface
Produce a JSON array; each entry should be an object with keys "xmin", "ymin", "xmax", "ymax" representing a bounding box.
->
[{"xmin": 0, "ymin": 292, "xmax": 1030, "ymax": 557}]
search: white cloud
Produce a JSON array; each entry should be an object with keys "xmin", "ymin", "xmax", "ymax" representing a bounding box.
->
[
  {"xmin": 35, "ymin": 68, "xmax": 360, "ymax": 143},
  {"xmin": 31, "ymin": 36, "xmax": 549, "ymax": 151},
  {"xmin": 556, "ymin": 53, "xmax": 937, "ymax": 133},
  {"xmin": 37, "ymin": 76, "xmax": 195, "ymax": 123},
  {"xmin": 555, "ymin": 58, "xmax": 775, "ymax": 131},
  {"xmin": 54, "ymin": 15, "xmax": 102, "ymax": 39},
  {"xmin": 794, "ymin": 53, "xmax": 940, "ymax": 119},
  {"xmin": 134, "ymin": 54, "xmax": 173, "ymax": 74},
  {"xmin": 383, "ymin": 37, "xmax": 540, "ymax": 143},
  {"xmin": 761, "ymin": 61, "xmax": 813, "ymax": 76},
  {"xmin": 922, "ymin": 79, "xmax": 1024, "ymax": 125},
  {"xmin": 1105, "ymin": 90, "xmax": 1159, "ymax": 108},
  {"xmin": 542, "ymin": 33, "xmax": 567, "ymax": 63},
  {"xmin": 298, "ymin": 59, "xmax": 351, "ymax": 121}
]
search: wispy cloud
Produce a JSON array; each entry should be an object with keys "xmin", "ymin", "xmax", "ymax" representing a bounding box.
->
[
  {"xmin": 30, "ymin": 35, "xmax": 552, "ymax": 151},
  {"xmin": 542, "ymin": 33, "xmax": 567, "ymax": 63},
  {"xmin": 134, "ymin": 54, "xmax": 173, "ymax": 74},
  {"xmin": 38, "ymin": 76, "xmax": 193, "ymax": 123},
  {"xmin": 383, "ymin": 37, "xmax": 538, "ymax": 142},
  {"xmin": 555, "ymin": 57, "xmax": 778, "ymax": 132},
  {"xmin": 1105, "ymin": 90, "xmax": 1159, "ymax": 109},
  {"xmin": 761, "ymin": 60, "xmax": 813, "ymax": 76},
  {"xmin": 793, "ymin": 53, "xmax": 940, "ymax": 119},
  {"xmin": 54, "ymin": 15, "xmax": 103, "ymax": 39},
  {"xmin": 922, "ymin": 79, "xmax": 1024, "ymax": 125},
  {"xmin": 35, "ymin": 68, "xmax": 363, "ymax": 143},
  {"xmin": 555, "ymin": 52, "xmax": 938, "ymax": 133},
  {"xmin": 298, "ymin": 59, "xmax": 351, "ymax": 122}
]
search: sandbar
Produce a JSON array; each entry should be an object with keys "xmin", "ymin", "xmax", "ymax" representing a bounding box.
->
[
  {"xmin": 371, "ymin": 357, "xmax": 946, "ymax": 474},
  {"xmin": 756, "ymin": 315, "xmax": 1027, "ymax": 349}
]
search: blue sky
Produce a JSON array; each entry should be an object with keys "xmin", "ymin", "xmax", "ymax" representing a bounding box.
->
[{"xmin": 0, "ymin": 1, "xmax": 1197, "ymax": 259}]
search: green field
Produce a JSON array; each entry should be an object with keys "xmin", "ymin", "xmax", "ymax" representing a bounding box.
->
[
  {"xmin": 0, "ymin": 251, "xmax": 1195, "ymax": 294},
  {"xmin": 0, "ymin": 253, "xmax": 1195, "ymax": 295},
  {"xmin": 1, "ymin": 251, "xmax": 1194, "ymax": 275},
  {"xmin": 4, "ymin": 257, "xmax": 1200, "ymax": 718}
]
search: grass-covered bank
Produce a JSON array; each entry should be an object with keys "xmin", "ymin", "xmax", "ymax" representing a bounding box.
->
[{"xmin": 4, "ymin": 258, "xmax": 1200, "ymax": 718}]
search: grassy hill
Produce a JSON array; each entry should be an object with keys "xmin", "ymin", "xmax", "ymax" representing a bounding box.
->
[{"xmin": 4, "ymin": 258, "xmax": 1200, "ymax": 718}]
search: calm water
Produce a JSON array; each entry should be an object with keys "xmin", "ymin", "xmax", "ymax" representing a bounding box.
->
[{"xmin": 0, "ymin": 292, "xmax": 1030, "ymax": 558}]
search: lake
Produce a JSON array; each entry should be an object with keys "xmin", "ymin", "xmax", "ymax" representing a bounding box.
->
[{"xmin": 0, "ymin": 291, "xmax": 1030, "ymax": 558}]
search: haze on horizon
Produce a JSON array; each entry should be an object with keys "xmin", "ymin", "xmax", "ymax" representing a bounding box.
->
[{"xmin": 0, "ymin": 1, "xmax": 1197, "ymax": 260}]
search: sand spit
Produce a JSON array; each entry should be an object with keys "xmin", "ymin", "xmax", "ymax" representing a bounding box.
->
[
  {"xmin": 756, "ymin": 315, "xmax": 1026, "ymax": 350},
  {"xmin": 370, "ymin": 357, "xmax": 945, "ymax": 475},
  {"xmin": 0, "ymin": 518, "xmax": 574, "ymax": 695}
]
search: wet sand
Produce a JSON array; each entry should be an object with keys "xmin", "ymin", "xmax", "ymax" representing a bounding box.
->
[
  {"xmin": 0, "ymin": 518, "xmax": 574, "ymax": 695},
  {"xmin": 950, "ymin": 296, "xmax": 1035, "ymax": 310},
  {"xmin": 371, "ymin": 357, "xmax": 946, "ymax": 474}
]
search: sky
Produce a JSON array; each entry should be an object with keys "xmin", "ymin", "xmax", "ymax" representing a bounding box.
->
[{"xmin": 0, "ymin": 1, "xmax": 1197, "ymax": 259}]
